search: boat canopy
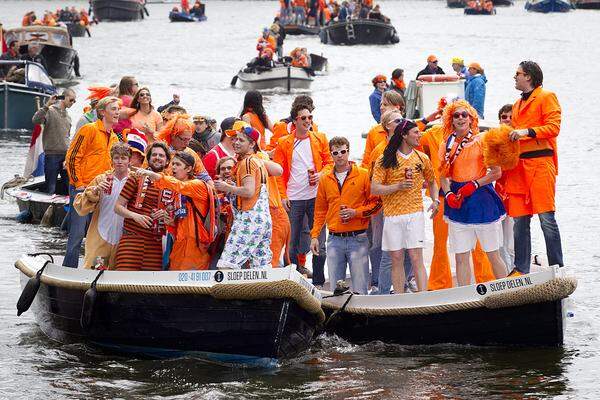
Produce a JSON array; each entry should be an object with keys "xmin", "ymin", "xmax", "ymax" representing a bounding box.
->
[
  {"xmin": 0, "ymin": 60, "xmax": 56, "ymax": 94},
  {"xmin": 5, "ymin": 26, "xmax": 72, "ymax": 49}
]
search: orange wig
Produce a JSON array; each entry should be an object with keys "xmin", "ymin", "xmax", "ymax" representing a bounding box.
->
[{"xmin": 156, "ymin": 114, "xmax": 194, "ymax": 146}]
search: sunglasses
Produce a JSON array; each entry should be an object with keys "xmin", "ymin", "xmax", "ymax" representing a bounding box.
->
[
  {"xmin": 220, "ymin": 165, "xmax": 233, "ymax": 171},
  {"xmin": 453, "ymin": 111, "xmax": 469, "ymax": 119},
  {"xmin": 297, "ymin": 115, "xmax": 313, "ymax": 121},
  {"xmin": 331, "ymin": 149, "xmax": 348, "ymax": 156},
  {"xmin": 500, "ymin": 114, "xmax": 511, "ymax": 120},
  {"xmin": 431, "ymin": 60, "xmax": 438, "ymax": 63},
  {"xmin": 514, "ymin": 71, "xmax": 526, "ymax": 78},
  {"xmin": 139, "ymin": 93, "xmax": 151, "ymax": 98}
]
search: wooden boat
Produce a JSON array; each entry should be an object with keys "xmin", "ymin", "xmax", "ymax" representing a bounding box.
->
[
  {"xmin": 447, "ymin": 0, "xmax": 466, "ymax": 8},
  {"xmin": 1, "ymin": 60, "xmax": 56, "ymax": 133},
  {"xmin": 92, "ymin": 0, "xmax": 145, "ymax": 21},
  {"xmin": 4, "ymin": 26, "xmax": 78, "ymax": 81},
  {"xmin": 321, "ymin": 267, "xmax": 576, "ymax": 346},
  {"xmin": 320, "ymin": 19, "xmax": 399, "ymax": 45},
  {"xmin": 525, "ymin": 0, "xmax": 575, "ymax": 12},
  {"xmin": 283, "ymin": 24, "xmax": 321, "ymax": 36},
  {"xmin": 4, "ymin": 175, "xmax": 68, "ymax": 227},
  {"xmin": 169, "ymin": 11, "xmax": 207, "ymax": 22},
  {"xmin": 15, "ymin": 256, "xmax": 324, "ymax": 367},
  {"xmin": 575, "ymin": 0, "xmax": 600, "ymax": 8},
  {"xmin": 234, "ymin": 65, "xmax": 313, "ymax": 92}
]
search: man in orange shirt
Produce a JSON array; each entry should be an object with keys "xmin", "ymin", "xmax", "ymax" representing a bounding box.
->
[
  {"xmin": 274, "ymin": 103, "xmax": 333, "ymax": 287},
  {"xmin": 507, "ymin": 61, "xmax": 563, "ymax": 275},
  {"xmin": 310, "ymin": 137, "xmax": 381, "ymax": 294},
  {"xmin": 64, "ymin": 96, "xmax": 121, "ymax": 268}
]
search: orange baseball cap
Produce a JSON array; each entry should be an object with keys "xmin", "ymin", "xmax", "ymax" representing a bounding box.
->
[
  {"xmin": 224, "ymin": 120, "xmax": 250, "ymax": 137},
  {"xmin": 427, "ymin": 55, "xmax": 438, "ymax": 63}
]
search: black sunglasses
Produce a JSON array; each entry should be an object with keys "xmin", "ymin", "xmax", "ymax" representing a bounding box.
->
[
  {"xmin": 453, "ymin": 111, "xmax": 469, "ymax": 119},
  {"xmin": 500, "ymin": 114, "xmax": 510, "ymax": 119},
  {"xmin": 297, "ymin": 115, "xmax": 313, "ymax": 121},
  {"xmin": 331, "ymin": 149, "xmax": 348, "ymax": 156}
]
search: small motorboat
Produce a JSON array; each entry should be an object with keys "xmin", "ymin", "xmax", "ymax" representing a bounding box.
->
[
  {"xmin": 321, "ymin": 266, "xmax": 576, "ymax": 346},
  {"xmin": 283, "ymin": 24, "xmax": 321, "ymax": 35},
  {"xmin": 4, "ymin": 26, "xmax": 79, "ymax": 81},
  {"xmin": 168, "ymin": 11, "xmax": 207, "ymax": 22},
  {"xmin": 320, "ymin": 19, "xmax": 399, "ymax": 45},
  {"xmin": 0, "ymin": 60, "xmax": 56, "ymax": 133},
  {"xmin": 447, "ymin": 0, "xmax": 466, "ymax": 8},
  {"xmin": 574, "ymin": 0, "xmax": 600, "ymax": 8},
  {"xmin": 233, "ymin": 65, "xmax": 314, "ymax": 92},
  {"xmin": 15, "ymin": 256, "xmax": 324, "ymax": 367},
  {"xmin": 92, "ymin": 0, "xmax": 145, "ymax": 21},
  {"xmin": 493, "ymin": 0, "xmax": 514, "ymax": 6},
  {"xmin": 525, "ymin": 0, "xmax": 575, "ymax": 12},
  {"xmin": 4, "ymin": 175, "xmax": 69, "ymax": 227}
]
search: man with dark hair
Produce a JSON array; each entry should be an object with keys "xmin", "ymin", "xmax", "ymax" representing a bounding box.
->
[
  {"xmin": 274, "ymin": 103, "xmax": 333, "ymax": 287},
  {"xmin": 114, "ymin": 142, "xmax": 171, "ymax": 271},
  {"xmin": 311, "ymin": 137, "xmax": 381, "ymax": 294},
  {"xmin": 32, "ymin": 88, "xmax": 76, "ymax": 194},
  {"xmin": 498, "ymin": 104, "xmax": 513, "ymax": 126},
  {"xmin": 506, "ymin": 61, "xmax": 563, "ymax": 275},
  {"xmin": 0, "ymin": 40, "xmax": 20, "ymax": 77}
]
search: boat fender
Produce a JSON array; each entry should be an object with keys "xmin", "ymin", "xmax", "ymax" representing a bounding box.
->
[
  {"xmin": 417, "ymin": 74, "xmax": 460, "ymax": 82},
  {"xmin": 16, "ymin": 260, "xmax": 51, "ymax": 316},
  {"xmin": 40, "ymin": 204, "xmax": 54, "ymax": 227},
  {"xmin": 80, "ymin": 270, "xmax": 105, "ymax": 333},
  {"xmin": 16, "ymin": 210, "xmax": 33, "ymax": 223}
]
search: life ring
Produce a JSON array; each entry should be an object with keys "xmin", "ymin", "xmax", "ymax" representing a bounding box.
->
[{"xmin": 417, "ymin": 74, "xmax": 460, "ymax": 82}]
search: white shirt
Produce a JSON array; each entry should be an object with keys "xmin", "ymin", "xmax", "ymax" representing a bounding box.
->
[
  {"xmin": 287, "ymin": 137, "xmax": 317, "ymax": 200},
  {"xmin": 97, "ymin": 175, "xmax": 127, "ymax": 245},
  {"xmin": 334, "ymin": 169, "xmax": 348, "ymax": 186}
]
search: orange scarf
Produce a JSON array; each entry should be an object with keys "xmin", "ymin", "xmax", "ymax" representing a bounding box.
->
[{"xmin": 392, "ymin": 78, "xmax": 405, "ymax": 91}]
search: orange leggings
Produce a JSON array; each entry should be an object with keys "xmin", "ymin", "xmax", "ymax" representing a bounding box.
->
[
  {"xmin": 270, "ymin": 206, "xmax": 291, "ymax": 267},
  {"xmin": 428, "ymin": 199, "xmax": 496, "ymax": 290}
]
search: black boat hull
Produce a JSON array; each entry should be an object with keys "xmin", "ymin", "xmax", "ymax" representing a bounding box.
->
[
  {"xmin": 320, "ymin": 20, "xmax": 398, "ymax": 45},
  {"xmin": 23, "ymin": 275, "xmax": 320, "ymax": 366},
  {"xmin": 92, "ymin": 0, "xmax": 144, "ymax": 22},
  {"xmin": 447, "ymin": 0, "xmax": 466, "ymax": 8},
  {"xmin": 39, "ymin": 45, "xmax": 78, "ymax": 80},
  {"xmin": 283, "ymin": 24, "xmax": 321, "ymax": 35},
  {"xmin": 326, "ymin": 299, "xmax": 565, "ymax": 346},
  {"xmin": 66, "ymin": 22, "xmax": 87, "ymax": 37},
  {"xmin": 493, "ymin": 0, "xmax": 514, "ymax": 6}
]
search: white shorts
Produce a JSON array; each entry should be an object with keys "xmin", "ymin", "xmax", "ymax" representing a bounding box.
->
[
  {"xmin": 448, "ymin": 219, "xmax": 503, "ymax": 254},
  {"xmin": 382, "ymin": 212, "xmax": 425, "ymax": 251}
]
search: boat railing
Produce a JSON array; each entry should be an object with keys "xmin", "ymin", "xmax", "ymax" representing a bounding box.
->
[{"xmin": 0, "ymin": 60, "xmax": 56, "ymax": 94}]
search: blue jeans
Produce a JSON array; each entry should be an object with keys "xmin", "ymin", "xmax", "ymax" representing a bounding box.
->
[
  {"xmin": 513, "ymin": 212, "xmax": 563, "ymax": 274},
  {"xmin": 44, "ymin": 154, "xmax": 66, "ymax": 195},
  {"xmin": 289, "ymin": 198, "xmax": 326, "ymax": 286},
  {"xmin": 62, "ymin": 186, "xmax": 90, "ymax": 268},
  {"xmin": 370, "ymin": 212, "xmax": 413, "ymax": 294},
  {"xmin": 327, "ymin": 233, "xmax": 369, "ymax": 295}
]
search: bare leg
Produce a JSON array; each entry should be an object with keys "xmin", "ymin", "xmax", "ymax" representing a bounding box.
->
[
  {"xmin": 455, "ymin": 251, "xmax": 472, "ymax": 286},
  {"xmin": 486, "ymin": 250, "xmax": 508, "ymax": 279},
  {"xmin": 389, "ymin": 250, "xmax": 406, "ymax": 294},
  {"xmin": 407, "ymin": 248, "xmax": 427, "ymax": 292}
]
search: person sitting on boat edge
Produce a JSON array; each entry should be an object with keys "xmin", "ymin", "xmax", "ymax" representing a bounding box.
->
[
  {"xmin": 136, "ymin": 151, "xmax": 216, "ymax": 271},
  {"xmin": 31, "ymin": 88, "xmax": 76, "ymax": 195},
  {"xmin": 416, "ymin": 55, "xmax": 445, "ymax": 78},
  {"xmin": 369, "ymin": 74, "xmax": 388, "ymax": 123},
  {"xmin": 310, "ymin": 136, "xmax": 381, "ymax": 294},
  {"xmin": 63, "ymin": 96, "xmax": 122, "ymax": 269},
  {"xmin": 202, "ymin": 117, "xmax": 238, "ymax": 179},
  {"xmin": 114, "ymin": 142, "xmax": 170, "ymax": 271},
  {"xmin": 290, "ymin": 47, "xmax": 310, "ymax": 68},
  {"xmin": 214, "ymin": 125, "xmax": 275, "ymax": 269},
  {"xmin": 506, "ymin": 61, "xmax": 563, "ymax": 276},
  {"xmin": 74, "ymin": 142, "xmax": 134, "ymax": 269},
  {"xmin": 371, "ymin": 119, "xmax": 439, "ymax": 293},
  {"xmin": 189, "ymin": 1, "xmax": 205, "ymax": 18},
  {"xmin": 465, "ymin": 62, "xmax": 487, "ymax": 119},
  {"xmin": 438, "ymin": 100, "xmax": 508, "ymax": 285}
]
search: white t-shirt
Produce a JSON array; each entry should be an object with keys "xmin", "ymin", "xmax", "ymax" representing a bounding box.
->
[
  {"xmin": 98, "ymin": 175, "xmax": 127, "ymax": 245},
  {"xmin": 287, "ymin": 137, "xmax": 317, "ymax": 200},
  {"xmin": 334, "ymin": 169, "xmax": 348, "ymax": 186}
]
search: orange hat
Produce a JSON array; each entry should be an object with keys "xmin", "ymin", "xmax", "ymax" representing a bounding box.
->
[
  {"xmin": 427, "ymin": 55, "xmax": 438, "ymax": 63},
  {"xmin": 468, "ymin": 62, "xmax": 484, "ymax": 74},
  {"xmin": 156, "ymin": 114, "xmax": 194, "ymax": 146},
  {"xmin": 225, "ymin": 120, "xmax": 250, "ymax": 137},
  {"xmin": 372, "ymin": 74, "xmax": 387, "ymax": 86}
]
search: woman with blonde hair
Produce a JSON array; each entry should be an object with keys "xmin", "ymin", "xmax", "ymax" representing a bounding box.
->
[{"xmin": 438, "ymin": 100, "xmax": 507, "ymax": 286}]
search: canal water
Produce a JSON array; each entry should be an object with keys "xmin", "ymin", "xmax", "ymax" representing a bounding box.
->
[{"xmin": 1, "ymin": 1, "xmax": 599, "ymax": 398}]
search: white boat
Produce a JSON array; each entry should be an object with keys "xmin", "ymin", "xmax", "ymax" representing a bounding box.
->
[{"xmin": 234, "ymin": 66, "xmax": 313, "ymax": 92}]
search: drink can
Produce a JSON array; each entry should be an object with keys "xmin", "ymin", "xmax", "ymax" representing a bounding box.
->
[
  {"xmin": 405, "ymin": 167, "xmax": 413, "ymax": 180},
  {"xmin": 308, "ymin": 168, "xmax": 316, "ymax": 186},
  {"xmin": 340, "ymin": 204, "xmax": 349, "ymax": 224},
  {"xmin": 104, "ymin": 172, "xmax": 114, "ymax": 195}
]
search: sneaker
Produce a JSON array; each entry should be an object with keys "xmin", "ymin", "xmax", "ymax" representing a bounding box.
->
[
  {"xmin": 406, "ymin": 278, "xmax": 418, "ymax": 293},
  {"xmin": 508, "ymin": 269, "xmax": 522, "ymax": 277},
  {"xmin": 296, "ymin": 265, "xmax": 313, "ymax": 279}
]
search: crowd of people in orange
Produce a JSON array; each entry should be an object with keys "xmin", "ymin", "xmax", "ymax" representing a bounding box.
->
[
  {"xmin": 21, "ymin": 7, "xmax": 93, "ymax": 28},
  {"xmin": 49, "ymin": 59, "xmax": 562, "ymax": 295}
]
